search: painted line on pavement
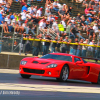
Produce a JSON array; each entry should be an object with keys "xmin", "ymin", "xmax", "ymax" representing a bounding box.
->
[
  {"xmin": 0, "ymin": 69, "xmax": 100, "ymax": 93},
  {"xmin": 0, "ymin": 83, "xmax": 100, "ymax": 93}
]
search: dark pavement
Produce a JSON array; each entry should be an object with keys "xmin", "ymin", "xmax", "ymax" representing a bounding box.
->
[{"xmin": 0, "ymin": 72, "xmax": 100, "ymax": 100}]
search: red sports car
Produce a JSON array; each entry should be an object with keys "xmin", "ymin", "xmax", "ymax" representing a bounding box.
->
[{"xmin": 19, "ymin": 53, "xmax": 100, "ymax": 84}]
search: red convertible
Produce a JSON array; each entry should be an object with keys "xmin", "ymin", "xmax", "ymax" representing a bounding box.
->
[{"xmin": 19, "ymin": 53, "xmax": 100, "ymax": 84}]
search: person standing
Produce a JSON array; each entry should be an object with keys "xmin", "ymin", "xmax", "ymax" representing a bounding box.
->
[
  {"xmin": 55, "ymin": 36, "xmax": 63, "ymax": 53},
  {"xmin": 73, "ymin": 38, "xmax": 78, "ymax": 55},
  {"xmin": 32, "ymin": 34, "xmax": 42, "ymax": 56},
  {"xmin": 61, "ymin": 36, "xmax": 69, "ymax": 53},
  {"xmin": 76, "ymin": 39, "xmax": 83, "ymax": 56},
  {"xmin": 43, "ymin": 34, "xmax": 51, "ymax": 55},
  {"xmin": 82, "ymin": 39, "xmax": 88, "ymax": 57},
  {"xmin": 87, "ymin": 40, "xmax": 95, "ymax": 57},
  {"xmin": 50, "ymin": 36, "xmax": 58, "ymax": 53}
]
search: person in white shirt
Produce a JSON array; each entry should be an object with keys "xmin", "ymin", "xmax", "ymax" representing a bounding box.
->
[
  {"xmin": 88, "ymin": 40, "xmax": 95, "ymax": 57},
  {"xmin": 5, "ymin": 15, "xmax": 13, "ymax": 32},
  {"xmin": 21, "ymin": 10, "xmax": 26, "ymax": 20},
  {"xmin": 82, "ymin": 39, "xmax": 88, "ymax": 57},
  {"xmin": 33, "ymin": 6, "xmax": 37, "ymax": 14},
  {"xmin": 57, "ymin": 1, "xmax": 62, "ymax": 11},
  {"xmin": 60, "ymin": 18, "xmax": 66, "ymax": 28},
  {"xmin": 93, "ymin": 23, "xmax": 99, "ymax": 34},
  {"xmin": 28, "ymin": 6, "xmax": 34, "ymax": 14},
  {"xmin": 26, "ymin": 12, "xmax": 31, "ymax": 19},
  {"xmin": 36, "ymin": 8, "xmax": 43, "ymax": 17},
  {"xmin": 5, "ymin": 15, "xmax": 11, "ymax": 25},
  {"xmin": 39, "ymin": 19, "xmax": 46, "ymax": 32},
  {"xmin": 52, "ymin": 21, "xmax": 58, "ymax": 29}
]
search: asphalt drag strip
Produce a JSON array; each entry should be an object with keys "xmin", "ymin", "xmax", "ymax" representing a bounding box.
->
[{"xmin": 0, "ymin": 69, "xmax": 100, "ymax": 94}]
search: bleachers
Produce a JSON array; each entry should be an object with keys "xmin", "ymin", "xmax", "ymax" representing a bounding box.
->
[
  {"xmin": 7, "ymin": 0, "xmax": 88, "ymax": 40},
  {"xmin": 10, "ymin": 1, "xmax": 22, "ymax": 13}
]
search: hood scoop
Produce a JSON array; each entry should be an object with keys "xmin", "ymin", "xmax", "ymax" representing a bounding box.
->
[
  {"xmin": 33, "ymin": 61, "xmax": 38, "ymax": 63},
  {"xmin": 33, "ymin": 61, "xmax": 49, "ymax": 64}
]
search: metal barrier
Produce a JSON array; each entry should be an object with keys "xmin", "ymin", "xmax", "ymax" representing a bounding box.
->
[{"xmin": 22, "ymin": 38, "xmax": 100, "ymax": 59}]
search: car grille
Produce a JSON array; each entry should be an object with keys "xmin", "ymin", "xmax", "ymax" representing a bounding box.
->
[{"xmin": 23, "ymin": 68, "xmax": 45, "ymax": 74}]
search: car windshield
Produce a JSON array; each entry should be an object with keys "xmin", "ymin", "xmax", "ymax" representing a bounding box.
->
[
  {"xmin": 40, "ymin": 54, "xmax": 72, "ymax": 62},
  {"xmin": 82, "ymin": 58, "xmax": 87, "ymax": 63}
]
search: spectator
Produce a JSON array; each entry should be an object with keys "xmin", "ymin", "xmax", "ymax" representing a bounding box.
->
[
  {"xmin": 66, "ymin": 38, "xmax": 72, "ymax": 54},
  {"xmin": 76, "ymin": 39, "xmax": 83, "ymax": 56},
  {"xmin": 52, "ymin": 0, "xmax": 59, "ymax": 12},
  {"xmin": 15, "ymin": 23, "xmax": 20, "ymax": 34},
  {"xmin": 87, "ymin": 25, "xmax": 95, "ymax": 40},
  {"xmin": 89, "ymin": 0, "xmax": 95, "ymax": 6},
  {"xmin": 55, "ymin": 36, "xmax": 63, "ymax": 52},
  {"xmin": 82, "ymin": 39, "xmax": 88, "ymax": 57},
  {"xmin": 39, "ymin": 19, "xmax": 46, "ymax": 32},
  {"xmin": 32, "ymin": 34, "xmax": 42, "ymax": 56},
  {"xmin": 82, "ymin": 0, "xmax": 88, "ymax": 7},
  {"xmin": 36, "ymin": 7, "xmax": 43, "ymax": 17},
  {"xmin": 93, "ymin": 23, "xmax": 99, "ymax": 35},
  {"xmin": 66, "ymin": 23, "xmax": 75, "ymax": 39},
  {"xmin": 25, "ymin": 39, "xmax": 31, "ymax": 55},
  {"xmin": 60, "ymin": 18, "xmax": 66, "ymax": 28},
  {"xmin": 73, "ymin": 38, "xmax": 79, "ymax": 55},
  {"xmin": 61, "ymin": 36, "xmax": 69, "ymax": 53},
  {"xmin": 43, "ymin": 34, "xmax": 51, "ymax": 55},
  {"xmin": 21, "ymin": 10, "xmax": 27, "ymax": 21},
  {"xmin": 58, "ymin": 8, "xmax": 65, "ymax": 17},
  {"xmin": 45, "ymin": 8, "xmax": 51, "ymax": 17},
  {"xmin": 50, "ymin": 36, "xmax": 58, "ymax": 53},
  {"xmin": 87, "ymin": 40, "xmax": 95, "ymax": 57},
  {"xmin": 21, "ymin": 4, "xmax": 28, "ymax": 12},
  {"xmin": 0, "ymin": 13, "xmax": 5, "ymax": 25},
  {"xmin": 3, "ymin": 21, "xmax": 9, "ymax": 33},
  {"xmin": 24, "ymin": 19, "xmax": 36, "ymax": 35},
  {"xmin": 76, "ymin": 13, "xmax": 81, "ymax": 21},
  {"xmin": 28, "ymin": 6, "xmax": 34, "ymax": 15},
  {"xmin": 93, "ymin": 2, "xmax": 99, "ymax": 14},
  {"xmin": 71, "ymin": 24, "xmax": 85, "ymax": 40}
]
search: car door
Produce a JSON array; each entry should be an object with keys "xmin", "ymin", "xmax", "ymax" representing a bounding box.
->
[{"xmin": 72, "ymin": 57, "xmax": 86, "ymax": 79}]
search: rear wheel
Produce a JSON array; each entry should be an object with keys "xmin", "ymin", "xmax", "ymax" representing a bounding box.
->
[
  {"xmin": 92, "ymin": 72, "xmax": 100, "ymax": 84},
  {"xmin": 56, "ymin": 65, "xmax": 69, "ymax": 82},
  {"xmin": 97, "ymin": 72, "xmax": 100, "ymax": 84},
  {"xmin": 20, "ymin": 74, "xmax": 31, "ymax": 79}
]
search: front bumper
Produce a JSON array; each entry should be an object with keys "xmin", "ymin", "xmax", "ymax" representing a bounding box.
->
[{"xmin": 19, "ymin": 65, "xmax": 61, "ymax": 78}]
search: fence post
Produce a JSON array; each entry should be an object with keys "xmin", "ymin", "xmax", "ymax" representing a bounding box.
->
[
  {"xmin": 11, "ymin": 27, "xmax": 15, "ymax": 52},
  {"xmin": 19, "ymin": 34, "xmax": 23, "ymax": 55},
  {"xmin": 37, "ymin": 26, "xmax": 39, "ymax": 35},
  {"xmin": 0, "ymin": 25, "xmax": 3, "ymax": 53}
]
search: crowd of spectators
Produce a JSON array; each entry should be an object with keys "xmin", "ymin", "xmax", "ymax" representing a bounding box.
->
[{"xmin": 0, "ymin": 0, "xmax": 100, "ymax": 59}]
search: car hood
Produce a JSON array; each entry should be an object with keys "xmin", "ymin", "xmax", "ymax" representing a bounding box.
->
[
  {"xmin": 23, "ymin": 58, "xmax": 66, "ymax": 69},
  {"xmin": 32, "ymin": 58, "xmax": 65, "ymax": 64}
]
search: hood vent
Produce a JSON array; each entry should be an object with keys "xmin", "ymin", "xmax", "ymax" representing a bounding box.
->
[
  {"xmin": 33, "ymin": 61, "xmax": 49, "ymax": 64},
  {"xmin": 41, "ymin": 62, "xmax": 49, "ymax": 64},
  {"xmin": 33, "ymin": 61, "xmax": 38, "ymax": 63}
]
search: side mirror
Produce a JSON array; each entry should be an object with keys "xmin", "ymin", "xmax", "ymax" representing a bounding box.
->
[{"xmin": 76, "ymin": 61, "xmax": 82, "ymax": 64}]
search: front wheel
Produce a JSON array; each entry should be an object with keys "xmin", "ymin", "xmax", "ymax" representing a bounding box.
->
[
  {"xmin": 20, "ymin": 74, "xmax": 31, "ymax": 79},
  {"xmin": 56, "ymin": 65, "xmax": 69, "ymax": 82}
]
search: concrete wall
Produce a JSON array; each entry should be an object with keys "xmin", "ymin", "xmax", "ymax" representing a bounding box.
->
[{"xmin": 0, "ymin": 54, "xmax": 26, "ymax": 69}]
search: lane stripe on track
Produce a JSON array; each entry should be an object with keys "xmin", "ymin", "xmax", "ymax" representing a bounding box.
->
[{"xmin": 0, "ymin": 69, "xmax": 100, "ymax": 93}]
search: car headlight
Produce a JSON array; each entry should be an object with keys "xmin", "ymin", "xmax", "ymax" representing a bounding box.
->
[
  {"xmin": 47, "ymin": 64, "xmax": 57, "ymax": 68},
  {"xmin": 20, "ymin": 61, "xmax": 27, "ymax": 65}
]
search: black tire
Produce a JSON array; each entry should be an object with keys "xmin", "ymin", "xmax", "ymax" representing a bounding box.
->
[
  {"xmin": 20, "ymin": 74, "xmax": 31, "ymax": 79},
  {"xmin": 56, "ymin": 65, "xmax": 69, "ymax": 82},
  {"xmin": 97, "ymin": 72, "xmax": 100, "ymax": 84}
]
